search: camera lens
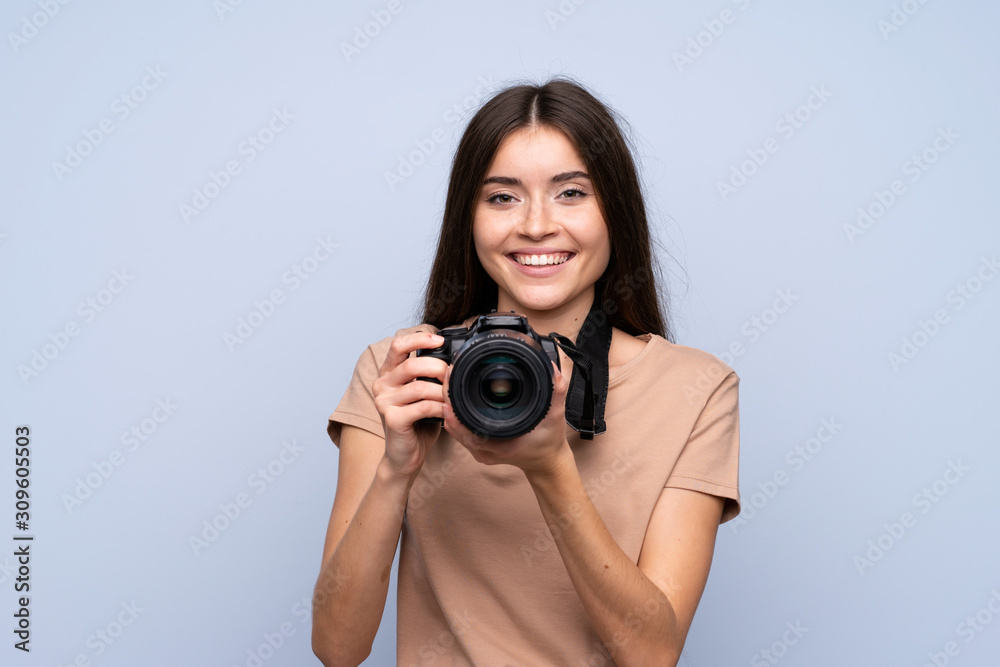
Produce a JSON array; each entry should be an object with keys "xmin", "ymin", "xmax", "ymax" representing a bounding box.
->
[
  {"xmin": 467, "ymin": 354, "xmax": 531, "ymax": 421},
  {"xmin": 479, "ymin": 356, "xmax": 522, "ymax": 408},
  {"xmin": 448, "ymin": 333, "xmax": 553, "ymax": 439}
]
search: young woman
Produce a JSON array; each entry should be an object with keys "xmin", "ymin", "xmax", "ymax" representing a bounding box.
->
[{"xmin": 312, "ymin": 77, "xmax": 741, "ymax": 666}]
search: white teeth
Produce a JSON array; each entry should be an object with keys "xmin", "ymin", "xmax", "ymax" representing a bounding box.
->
[{"xmin": 514, "ymin": 253, "xmax": 569, "ymax": 266}]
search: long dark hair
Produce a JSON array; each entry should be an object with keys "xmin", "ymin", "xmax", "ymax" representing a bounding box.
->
[{"xmin": 418, "ymin": 76, "xmax": 674, "ymax": 342}]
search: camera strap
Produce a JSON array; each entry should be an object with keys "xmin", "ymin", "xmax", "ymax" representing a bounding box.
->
[{"xmin": 548, "ymin": 298, "xmax": 612, "ymax": 440}]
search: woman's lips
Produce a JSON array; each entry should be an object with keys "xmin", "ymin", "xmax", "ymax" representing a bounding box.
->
[{"xmin": 506, "ymin": 253, "xmax": 575, "ymax": 277}]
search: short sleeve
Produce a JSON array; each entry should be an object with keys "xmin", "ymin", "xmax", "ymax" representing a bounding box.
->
[
  {"xmin": 326, "ymin": 344, "xmax": 386, "ymax": 448},
  {"xmin": 665, "ymin": 370, "xmax": 741, "ymax": 523}
]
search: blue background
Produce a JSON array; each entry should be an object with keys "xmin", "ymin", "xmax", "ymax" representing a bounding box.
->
[{"xmin": 2, "ymin": 0, "xmax": 998, "ymax": 665}]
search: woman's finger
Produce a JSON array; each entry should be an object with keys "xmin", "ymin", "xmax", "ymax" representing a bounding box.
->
[{"xmin": 379, "ymin": 331, "xmax": 443, "ymax": 378}]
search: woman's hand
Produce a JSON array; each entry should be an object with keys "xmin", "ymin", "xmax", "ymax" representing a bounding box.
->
[
  {"xmin": 372, "ymin": 330, "xmax": 449, "ymax": 480},
  {"xmin": 442, "ymin": 346, "xmax": 575, "ymax": 478}
]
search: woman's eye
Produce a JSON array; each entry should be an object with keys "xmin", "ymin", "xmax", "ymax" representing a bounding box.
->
[
  {"xmin": 560, "ymin": 188, "xmax": 586, "ymax": 199},
  {"xmin": 487, "ymin": 193, "xmax": 514, "ymax": 204}
]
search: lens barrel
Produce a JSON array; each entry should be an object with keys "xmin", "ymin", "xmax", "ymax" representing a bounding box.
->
[
  {"xmin": 413, "ymin": 314, "xmax": 559, "ymax": 439},
  {"xmin": 449, "ymin": 334, "xmax": 553, "ymax": 439}
]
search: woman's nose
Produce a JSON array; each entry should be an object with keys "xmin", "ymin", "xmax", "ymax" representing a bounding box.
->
[{"xmin": 518, "ymin": 200, "xmax": 557, "ymax": 239}]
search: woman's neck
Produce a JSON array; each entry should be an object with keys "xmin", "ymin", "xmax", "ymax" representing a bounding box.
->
[{"xmin": 495, "ymin": 288, "xmax": 596, "ymax": 343}]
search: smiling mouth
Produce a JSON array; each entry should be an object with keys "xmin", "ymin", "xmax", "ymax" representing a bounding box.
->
[{"xmin": 509, "ymin": 252, "xmax": 573, "ymax": 266}]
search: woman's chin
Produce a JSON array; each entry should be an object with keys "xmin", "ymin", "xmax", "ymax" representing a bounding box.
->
[{"xmin": 499, "ymin": 294, "xmax": 572, "ymax": 315}]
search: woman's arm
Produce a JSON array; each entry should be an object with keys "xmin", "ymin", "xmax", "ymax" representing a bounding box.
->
[
  {"xmin": 313, "ymin": 331, "xmax": 449, "ymax": 666},
  {"xmin": 440, "ymin": 351, "xmax": 729, "ymax": 665},
  {"xmin": 311, "ymin": 425, "xmax": 414, "ymax": 666},
  {"xmin": 523, "ymin": 444, "xmax": 724, "ymax": 667}
]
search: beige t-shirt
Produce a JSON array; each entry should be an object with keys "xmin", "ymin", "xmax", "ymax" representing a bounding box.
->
[{"xmin": 327, "ymin": 322, "xmax": 741, "ymax": 665}]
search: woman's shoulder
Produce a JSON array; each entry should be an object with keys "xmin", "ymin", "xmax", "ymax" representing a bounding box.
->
[
  {"xmin": 609, "ymin": 327, "xmax": 650, "ymax": 370},
  {"xmin": 616, "ymin": 329, "xmax": 737, "ymax": 382}
]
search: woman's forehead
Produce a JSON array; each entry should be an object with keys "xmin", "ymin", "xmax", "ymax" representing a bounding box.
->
[{"xmin": 487, "ymin": 126, "xmax": 587, "ymax": 179}]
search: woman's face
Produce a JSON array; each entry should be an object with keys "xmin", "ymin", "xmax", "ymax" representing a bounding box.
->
[{"xmin": 472, "ymin": 125, "xmax": 611, "ymax": 319}]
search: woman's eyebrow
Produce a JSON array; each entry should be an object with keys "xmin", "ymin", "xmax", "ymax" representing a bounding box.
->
[
  {"xmin": 482, "ymin": 171, "xmax": 590, "ymax": 186},
  {"xmin": 552, "ymin": 170, "xmax": 590, "ymax": 183}
]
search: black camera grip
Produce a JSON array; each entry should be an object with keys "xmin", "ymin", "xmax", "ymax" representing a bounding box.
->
[
  {"xmin": 414, "ymin": 342, "xmax": 450, "ymax": 425},
  {"xmin": 415, "ymin": 375, "xmax": 444, "ymax": 425}
]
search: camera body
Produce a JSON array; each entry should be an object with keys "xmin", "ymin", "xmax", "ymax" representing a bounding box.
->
[{"xmin": 416, "ymin": 311, "xmax": 561, "ymax": 439}]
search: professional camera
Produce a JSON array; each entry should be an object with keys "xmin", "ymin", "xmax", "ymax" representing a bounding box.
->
[{"xmin": 415, "ymin": 311, "xmax": 561, "ymax": 439}]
